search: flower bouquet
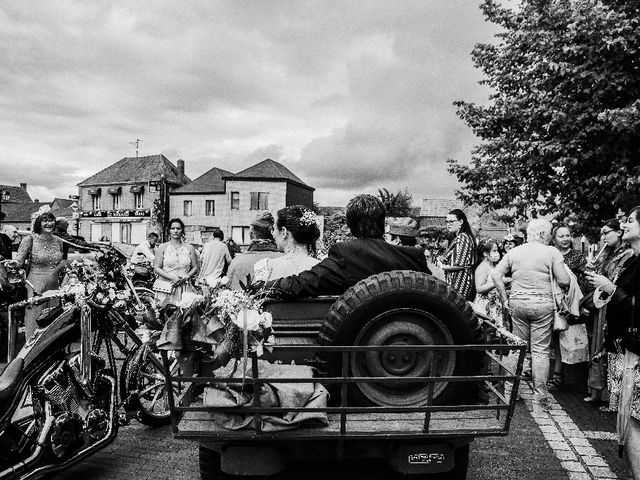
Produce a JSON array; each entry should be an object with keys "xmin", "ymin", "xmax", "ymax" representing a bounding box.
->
[{"xmin": 158, "ymin": 276, "xmax": 273, "ymax": 371}]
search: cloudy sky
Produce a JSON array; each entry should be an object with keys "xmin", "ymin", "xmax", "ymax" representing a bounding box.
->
[{"xmin": 0, "ymin": 1, "xmax": 499, "ymax": 206}]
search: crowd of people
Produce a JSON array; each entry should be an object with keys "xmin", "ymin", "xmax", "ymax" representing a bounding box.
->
[
  {"xmin": 447, "ymin": 209, "xmax": 639, "ymax": 476},
  {"xmin": 1, "ymin": 197, "xmax": 639, "ymax": 476}
]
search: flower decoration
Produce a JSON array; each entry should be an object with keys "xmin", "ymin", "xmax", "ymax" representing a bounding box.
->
[
  {"xmin": 165, "ymin": 280, "xmax": 274, "ymax": 370},
  {"xmin": 299, "ymin": 209, "xmax": 317, "ymax": 227}
]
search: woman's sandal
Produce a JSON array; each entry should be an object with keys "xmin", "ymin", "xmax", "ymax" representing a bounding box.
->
[
  {"xmin": 547, "ymin": 373, "xmax": 564, "ymax": 392},
  {"xmin": 599, "ymin": 405, "xmax": 617, "ymax": 413}
]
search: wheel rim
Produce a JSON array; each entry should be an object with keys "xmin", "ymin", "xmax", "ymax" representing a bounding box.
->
[
  {"xmin": 350, "ymin": 308, "xmax": 456, "ymax": 406},
  {"xmin": 136, "ymin": 351, "xmax": 182, "ymax": 419}
]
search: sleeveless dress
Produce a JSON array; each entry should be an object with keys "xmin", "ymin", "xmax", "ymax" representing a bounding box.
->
[
  {"xmin": 254, "ymin": 253, "xmax": 319, "ymax": 282},
  {"xmin": 155, "ymin": 242, "xmax": 195, "ymax": 307},
  {"xmin": 473, "ymin": 266, "xmax": 503, "ymax": 327},
  {"xmin": 443, "ymin": 232, "xmax": 476, "ymax": 300},
  {"xmin": 17, "ymin": 234, "xmax": 64, "ymax": 338}
]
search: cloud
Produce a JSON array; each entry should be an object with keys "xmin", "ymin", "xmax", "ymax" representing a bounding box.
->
[{"xmin": 0, "ymin": 1, "xmax": 496, "ymax": 206}]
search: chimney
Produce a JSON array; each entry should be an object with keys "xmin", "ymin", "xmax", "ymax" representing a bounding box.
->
[
  {"xmin": 20, "ymin": 183, "xmax": 27, "ymax": 190},
  {"xmin": 177, "ymin": 159, "xmax": 185, "ymax": 178}
]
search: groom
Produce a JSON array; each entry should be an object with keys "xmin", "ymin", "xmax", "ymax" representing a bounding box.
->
[{"xmin": 264, "ymin": 194, "xmax": 430, "ymax": 298}]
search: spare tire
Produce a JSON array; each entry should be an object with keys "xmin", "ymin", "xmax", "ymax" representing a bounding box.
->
[{"xmin": 318, "ymin": 270, "xmax": 483, "ymax": 406}]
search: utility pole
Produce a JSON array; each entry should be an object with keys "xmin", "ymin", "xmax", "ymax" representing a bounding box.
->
[{"xmin": 129, "ymin": 139, "xmax": 143, "ymax": 157}]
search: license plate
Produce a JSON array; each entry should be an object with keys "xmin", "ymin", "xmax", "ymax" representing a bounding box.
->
[{"xmin": 408, "ymin": 452, "xmax": 447, "ymax": 465}]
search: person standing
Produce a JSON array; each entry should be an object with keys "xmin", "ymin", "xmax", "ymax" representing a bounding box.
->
[
  {"xmin": 586, "ymin": 206, "xmax": 640, "ymax": 477},
  {"xmin": 11, "ymin": 211, "xmax": 65, "ymax": 338},
  {"xmin": 198, "ymin": 229, "xmax": 232, "ymax": 283},
  {"xmin": 153, "ymin": 219, "xmax": 199, "ymax": 307},
  {"xmin": 131, "ymin": 232, "xmax": 159, "ymax": 264},
  {"xmin": 585, "ymin": 219, "xmax": 634, "ymax": 407},
  {"xmin": 493, "ymin": 219, "xmax": 570, "ymax": 410},
  {"xmin": 0, "ymin": 225, "xmax": 19, "ymax": 260},
  {"xmin": 439, "ymin": 209, "xmax": 477, "ymax": 300},
  {"xmin": 547, "ymin": 224, "xmax": 589, "ymax": 391},
  {"xmin": 473, "ymin": 239, "xmax": 503, "ymax": 326},
  {"xmin": 227, "ymin": 212, "xmax": 282, "ymax": 290}
]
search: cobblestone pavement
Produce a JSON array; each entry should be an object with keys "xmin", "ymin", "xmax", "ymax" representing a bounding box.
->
[{"xmin": 47, "ymin": 363, "xmax": 628, "ymax": 480}]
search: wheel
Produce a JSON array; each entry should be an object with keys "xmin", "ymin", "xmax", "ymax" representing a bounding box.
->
[
  {"xmin": 121, "ymin": 344, "xmax": 182, "ymax": 427},
  {"xmin": 318, "ymin": 270, "xmax": 483, "ymax": 406}
]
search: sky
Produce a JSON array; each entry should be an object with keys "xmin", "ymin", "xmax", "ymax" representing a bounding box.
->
[{"xmin": 0, "ymin": 1, "xmax": 499, "ymax": 206}]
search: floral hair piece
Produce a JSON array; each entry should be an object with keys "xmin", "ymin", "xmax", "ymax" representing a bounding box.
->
[{"xmin": 299, "ymin": 209, "xmax": 317, "ymax": 227}]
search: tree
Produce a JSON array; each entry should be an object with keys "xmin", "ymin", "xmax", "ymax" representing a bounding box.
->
[
  {"xmin": 448, "ymin": 0, "xmax": 640, "ymax": 234},
  {"xmin": 377, "ymin": 188, "xmax": 413, "ymax": 217}
]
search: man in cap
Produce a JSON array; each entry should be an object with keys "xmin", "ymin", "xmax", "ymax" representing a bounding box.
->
[
  {"xmin": 384, "ymin": 217, "xmax": 419, "ymax": 247},
  {"xmin": 227, "ymin": 211, "xmax": 282, "ymax": 290},
  {"xmin": 263, "ymin": 195, "xmax": 430, "ymax": 299}
]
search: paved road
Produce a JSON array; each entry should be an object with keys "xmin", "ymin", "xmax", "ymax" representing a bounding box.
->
[{"xmin": 50, "ymin": 363, "xmax": 629, "ymax": 480}]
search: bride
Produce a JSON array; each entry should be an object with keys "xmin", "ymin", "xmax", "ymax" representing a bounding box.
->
[{"xmin": 254, "ymin": 205, "xmax": 320, "ymax": 281}]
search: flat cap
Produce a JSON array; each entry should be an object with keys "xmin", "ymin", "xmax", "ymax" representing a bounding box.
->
[{"xmin": 385, "ymin": 217, "xmax": 418, "ymax": 237}]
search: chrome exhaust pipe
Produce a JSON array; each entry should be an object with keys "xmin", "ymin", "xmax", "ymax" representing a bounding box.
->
[
  {"xmin": 20, "ymin": 374, "xmax": 119, "ymax": 480},
  {"xmin": 0, "ymin": 400, "xmax": 54, "ymax": 479}
]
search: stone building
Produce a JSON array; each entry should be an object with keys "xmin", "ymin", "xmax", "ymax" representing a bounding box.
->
[
  {"xmin": 76, "ymin": 155, "xmax": 190, "ymax": 243},
  {"xmin": 170, "ymin": 158, "xmax": 314, "ymax": 245}
]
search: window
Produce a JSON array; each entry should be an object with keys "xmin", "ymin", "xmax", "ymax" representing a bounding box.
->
[
  {"xmin": 112, "ymin": 194, "xmax": 121, "ymax": 210},
  {"xmin": 250, "ymin": 192, "xmax": 269, "ymax": 210},
  {"xmin": 92, "ymin": 195, "xmax": 101, "ymax": 211},
  {"xmin": 231, "ymin": 226, "xmax": 251, "ymax": 245},
  {"xmin": 205, "ymin": 200, "xmax": 215, "ymax": 216},
  {"xmin": 134, "ymin": 192, "xmax": 144, "ymax": 209},
  {"xmin": 183, "ymin": 200, "xmax": 193, "ymax": 217},
  {"xmin": 230, "ymin": 192, "xmax": 240, "ymax": 210}
]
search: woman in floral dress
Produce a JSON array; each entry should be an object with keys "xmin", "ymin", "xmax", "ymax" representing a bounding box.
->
[
  {"xmin": 439, "ymin": 209, "xmax": 477, "ymax": 300},
  {"xmin": 153, "ymin": 218, "xmax": 199, "ymax": 307}
]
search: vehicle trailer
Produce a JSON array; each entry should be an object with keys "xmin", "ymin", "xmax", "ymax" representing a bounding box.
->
[{"xmin": 162, "ymin": 281, "xmax": 526, "ymax": 480}]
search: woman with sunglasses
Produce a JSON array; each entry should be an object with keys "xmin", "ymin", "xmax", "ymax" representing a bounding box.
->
[
  {"xmin": 585, "ymin": 219, "xmax": 633, "ymax": 407},
  {"xmin": 587, "ymin": 207, "xmax": 640, "ymax": 477},
  {"xmin": 438, "ymin": 209, "xmax": 477, "ymax": 300}
]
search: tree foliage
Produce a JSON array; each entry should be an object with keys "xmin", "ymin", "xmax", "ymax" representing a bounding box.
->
[
  {"xmin": 448, "ymin": 0, "xmax": 640, "ymax": 233},
  {"xmin": 377, "ymin": 188, "xmax": 413, "ymax": 217}
]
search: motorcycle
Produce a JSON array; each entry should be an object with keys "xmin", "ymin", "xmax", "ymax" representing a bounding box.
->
[{"xmin": 0, "ymin": 243, "xmax": 180, "ymax": 480}]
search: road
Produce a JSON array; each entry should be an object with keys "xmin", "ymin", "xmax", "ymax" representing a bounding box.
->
[{"xmin": 50, "ymin": 363, "xmax": 629, "ymax": 480}]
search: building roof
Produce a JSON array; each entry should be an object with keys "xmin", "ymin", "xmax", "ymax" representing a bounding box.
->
[
  {"xmin": 77, "ymin": 154, "xmax": 190, "ymax": 187},
  {"xmin": 420, "ymin": 198, "xmax": 462, "ymax": 217},
  {"xmin": 172, "ymin": 167, "xmax": 234, "ymax": 195},
  {"xmin": 224, "ymin": 159, "xmax": 313, "ymax": 190},
  {"xmin": 0, "ymin": 184, "xmax": 32, "ymax": 203},
  {"xmin": 51, "ymin": 198, "xmax": 74, "ymax": 209},
  {"xmin": 1, "ymin": 202, "xmax": 50, "ymax": 224}
]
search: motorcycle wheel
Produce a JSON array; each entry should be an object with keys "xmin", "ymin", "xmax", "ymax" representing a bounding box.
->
[{"xmin": 121, "ymin": 344, "xmax": 182, "ymax": 427}]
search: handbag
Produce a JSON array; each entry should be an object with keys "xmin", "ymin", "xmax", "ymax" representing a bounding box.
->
[
  {"xmin": 152, "ymin": 278, "xmax": 174, "ymax": 294},
  {"xmin": 587, "ymin": 355, "xmax": 607, "ymax": 390},
  {"xmin": 622, "ymin": 296, "xmax": 640, "ymax": 355},
  {"xmin": 559, "ymin": 323, "xmax": 590, "ymax": 364}
]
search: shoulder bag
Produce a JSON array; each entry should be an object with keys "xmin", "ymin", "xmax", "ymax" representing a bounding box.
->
[{"xmin": 152, "ymin": 278, "xmax": 175, "ymax": 294}]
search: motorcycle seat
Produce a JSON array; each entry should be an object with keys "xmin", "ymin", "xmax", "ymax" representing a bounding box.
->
[{"xmin": 0, "ymin": 357, "xmax": 24, "ymax": 401}]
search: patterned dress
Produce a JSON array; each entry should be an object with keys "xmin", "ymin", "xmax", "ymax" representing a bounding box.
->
[
  {"xmin": 16, "ymin": 234, "xmax": 64, "ymax": 338},
  {"xmin": 443, "ymin": 232, "xmax": 476, "ymax": 300},
  {"xmin": 473, "ymin": 267, "xmax": 503, "ymax": 327},
  {"xmin": 154, "ymin": 242, "xmax": 196, "ymax": 307}
]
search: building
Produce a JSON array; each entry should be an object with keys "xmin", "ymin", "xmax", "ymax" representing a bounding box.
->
[
  {"xmin": 76, "ymin": 155, "xmax": 190, "ymax": 243},
  {"xmin": 170, "ymin": 158, "xmax": 314, "ymax": 245},
  {"xmin": 0, "ymin": 183, "xmax": 37, "ymax": 230}
]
